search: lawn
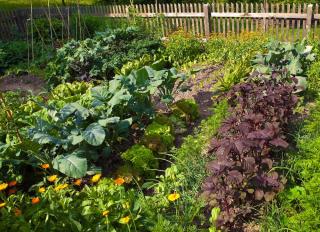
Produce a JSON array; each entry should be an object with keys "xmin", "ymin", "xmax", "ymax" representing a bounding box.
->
[{"xmin": 0, "ymin": 0, "xmax": 97, "ymax": 9}]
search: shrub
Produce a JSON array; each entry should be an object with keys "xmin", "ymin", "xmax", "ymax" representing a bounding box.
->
[{"xmin": 0, "ymin": 41, "xmax": 28, "ymax": 70}]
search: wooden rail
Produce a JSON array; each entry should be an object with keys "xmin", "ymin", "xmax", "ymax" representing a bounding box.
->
[{"xmin": 0, "ymin": 3, "xmax": 320, "ymax": 41}]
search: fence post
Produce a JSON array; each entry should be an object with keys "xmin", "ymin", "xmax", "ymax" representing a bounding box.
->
[
  {"xmin": 203, "ymin": 4, "xmax": 212, "ymax": 38},
  {"xmin": 306, "ymin": 4, "xmax": 313, "ymax": 35}
]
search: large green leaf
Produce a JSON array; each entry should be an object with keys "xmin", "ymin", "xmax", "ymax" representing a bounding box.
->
[
  {"xmin": 91, "ymin": 86, "xmax": 110, "ymax": 101},
  {"xmin": 53, "ymin": 153, "xmax": 87, "ymax": 178},
  {"xmin": 98, "ymin": 117, "xmax": 120, "ymax": 126},
  {"xmin": 108, "ymin": 89, "xmax": 131, "ymax": 108},
  {"xmin": 294, "ymin": 76, "xmax": 308, "ymax": 93},
  {"xmin": 83, "ymin": 123, "xmax": 106, "ymax": 146},
  {"xmin": 60, "ymin": 103, "xmax": 90, "ymax": 120},
  {"xmin": 288, "ymin": 57, "xmax": 303, "ymax": 75}
]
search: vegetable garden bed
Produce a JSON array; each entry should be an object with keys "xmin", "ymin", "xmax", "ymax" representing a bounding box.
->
[{"xmin": 0, "ymin": 27, "xmax": 319, "ymax": 232}]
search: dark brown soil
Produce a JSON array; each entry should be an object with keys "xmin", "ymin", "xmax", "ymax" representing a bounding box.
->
[
  {"xmin": 172, "ymin": 64, "xmax": 223, "ymax": 146},
  {"xmin": 0, "ymin": 74, "xmax": 46, "ymax": 94},
  {"xmin": 174, "ymin": 64, "xmax": 223, "ymax": 118}
]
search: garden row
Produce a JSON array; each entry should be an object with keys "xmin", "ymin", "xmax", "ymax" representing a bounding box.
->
[{"xmin": 0, "ymin": 23, "xmax": 320, "ymax": 231}]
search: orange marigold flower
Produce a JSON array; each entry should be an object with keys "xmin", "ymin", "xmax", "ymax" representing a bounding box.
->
[
  {"xmin": 38, "ymin": 187, "xmax": 46, "ymax": 193},
  {"xmin": 168, "ymin": 193, "xmax": 180, "ymax": 202},
  {"xmin": 54, "ymin": 183, "xmax": 68, "ymax": 191},
  {"xmin": 41, "ymin": 164, "xmax": 50, "ymax": 169},
  {"xmin": 14, "ymin": 208, "xmax": 22, "ymax": 216},
  {"xmin": 74, "ymin": 179, "xmax": 82, "ymax": 186},
  {"xmin": 119, "ymin": 216, "xmax": 130, "ymax": 224},
  {"xmin": 91, "ymin": 174, "xmax": 102, "ymax": 183},
  {"xmin": 0, "ymin": 202, "xmax": 6, "ymax": 208},
  {"xmin": 8, "ymin": 180, "xmax": 17, "ymax": 187},
  {"xmin": 31, "ymin": 197, "xmax": 40, "ymax": 204},
  {"xmin": 114, "ymin": 177, "xmax": 125, "ymax": 186},
  {"xmin": 102, "ymin": 210, "xmax": 110, "ymax": 217},
  {"xmin": 47, "ymin": 175, "xmax": 57, "ymax": 182},
  {"xmin": 8, "ymin": 188, "xmax": 16, "ymax": 195},
  {"xmin": 0, "ymin": 183, "xmax": 8, "ymax": 191}
]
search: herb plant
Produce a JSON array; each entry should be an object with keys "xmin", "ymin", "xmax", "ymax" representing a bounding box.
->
[{"xmin": 202, "ymin": 80, "xmax": 298, "ymax": 230}]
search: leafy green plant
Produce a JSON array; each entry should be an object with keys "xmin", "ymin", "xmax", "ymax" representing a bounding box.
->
[
  {"xmin": 0, "ymin": 177, "xmax": 144, "ymax": 231},
  {"xmin": 0, "ymin": 41, "xmax": 29, "ymax": 70},
  {"xmin": 142, "ymin": 122, "xmax": 174, "ymax": 153},
  {"xmin": 252, "ymin": 39, "xmax": 316, "ymax": 92},
  {"xmin": 262, "ymin": 98, "xmax": 320, "ymax": 232},
  {"xmin": 205, "ymin": 33, "xmax": 267, "ymax": 91},
  {"xmin": 0, "ymin": 92, "xmax": 41, "ymax": 182},
  {"xmin": 140, "ymin": 101, "xmax": 229, "ymax": 231},
  {"xmin": 121, "ymin": 144, "xmax": 157, "ymax": 175},
  {"xmin": 307, "ymin": 60, "xmax": 320, "ymax": 94},
  {"xmin": 171, "ymin": 99, "xmax": 200, "ymax": 122},
  {"xmin": 163, "ymin": 30, "xmax": 204, "ymax": 67},
  {"xmin": 115, "ymin": 54, "xmax": 161, "ymax": 76},
  {"xmin": 46, "ymin": 27, "xmax": 162, "ymax": 86},
  {"xmin": 30, "ymin": 65, "xmax": 185, "ymax": 178}
]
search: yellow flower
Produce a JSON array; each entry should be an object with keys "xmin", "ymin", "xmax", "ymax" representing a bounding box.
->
[
  {"xmin": 54, "ymin": 183, "xmax": 68, "ymax": 191},
  {"xmin": 41, "ymin": 164, "xmax": 50, "ymax": 169},
  {"xmin": 102, "ymin": 210, "xmax": 110, "ymax": 217},
  {"xmin": 114, "ymin": 177, "xmax": 125, "ymax": 186},
  {"xmin": 47, "ymin": 175, "xmax": 57, "ymax": 182},
  {"xmin": 38, "ymin": 187, "xmax": 46, "ymax": 193},
  {"xmin": 0, "ymin": 202, "xmax": 6, "ymax": 208},
  {"xmin": 168, "ymin": 193, "xmax": 180, "ymax": 202},
  {"xmin": 119, "ymin": 216, "xmax": 130, "ymax": 224},
  {"xmin": 122, "ymin": 202, "xmax": 130, "ymax": 209},
  {"xmin": 91, "ymin": 174, "xmax": 102, "ymax": 183},
  {"xmin": 74, "ymin": 179, "xmax": 82, "ymax": 186},
  {"xmin": 0, "ymin": 183, "xmax": 8, "ymax": 191}
]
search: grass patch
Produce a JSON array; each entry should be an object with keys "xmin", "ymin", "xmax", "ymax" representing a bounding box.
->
[
  {"xmin": 0, "ymin": 0, "xmax": 96, "ymax": 9},
  {"xmin": 140, "ymin": 100, "xmax": 229, "ymax": 231},
  {"xmin": 261, "ymin": 99, "xmax": 320, "ymax": 231}
]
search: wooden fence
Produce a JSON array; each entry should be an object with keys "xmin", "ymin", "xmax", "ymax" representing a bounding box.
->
[{"xmin": 0, "ymin": 3, "xmax": 320, "ymax": 41}]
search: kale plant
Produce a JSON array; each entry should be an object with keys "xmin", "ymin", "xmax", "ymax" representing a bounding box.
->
[
  {"xmin": 252, "ymin": 40, "xmax": 316, "ymax": 92},
  {"xmin": 46, "ymin": 27, "xmax": 162, "ymax": 86},
  {"xmin": 30, "ymin": 64, "xmax": 185, "ymax": 178}
]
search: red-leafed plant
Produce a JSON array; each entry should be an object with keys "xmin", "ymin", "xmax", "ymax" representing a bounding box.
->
[{"xmin": 201, "ymin": 79, "xmax": 298, "ymax": 231}]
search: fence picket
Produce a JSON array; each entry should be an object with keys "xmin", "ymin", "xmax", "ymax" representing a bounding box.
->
[
  {"xmin": 303, "ymin": 3, "xmax": 307, "ymax": 37},
  {"xmin": 241, "ymin": 3, "xmax": 244, "ymax": 32},
  {"xmin": 1, "ymin": 3, "xmax": 320, "ymax": 40},
  {"xmin": 236, "ymin": 3, "xmax": 240, "ymax": 35},
  {"xmin": 231, "ymin": 3, "xmax": 235, "ymax": 34},
  {"xmin": 291, "ymin": 4, "xmax": 296, "ymax": 41},
  {"xmin": 315, "ymin": 4, "xmax": 319, "ymax": 38}
]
